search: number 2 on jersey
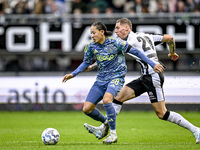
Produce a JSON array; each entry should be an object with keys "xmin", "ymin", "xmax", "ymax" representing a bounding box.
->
[{"xmin": 136, "ymin": 36, "xmax": 154, "ymax": 52}]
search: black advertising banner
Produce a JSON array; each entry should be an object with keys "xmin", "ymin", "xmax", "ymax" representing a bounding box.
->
[{"xmin": 0, "ymin": 22, "xmax": 199, "ymax": 54}]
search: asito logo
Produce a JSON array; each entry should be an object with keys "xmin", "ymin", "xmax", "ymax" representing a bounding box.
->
[{"xmin": 6, "ymin": 82, "xmax": 67, "ymax": 111}]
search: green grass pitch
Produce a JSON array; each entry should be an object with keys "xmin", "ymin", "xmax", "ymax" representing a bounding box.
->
[{"xmin": 0, "ymin": 111, "xmax": 200, "ymax": 150}]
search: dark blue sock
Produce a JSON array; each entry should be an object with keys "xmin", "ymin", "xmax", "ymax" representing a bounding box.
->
[
  {"xmin": 85, "ymin": 108, "xmax": 106, "ymax": 123},
  {"xmin": 103, "ymin": 103, "xmax": 116, "ymax": 130}
]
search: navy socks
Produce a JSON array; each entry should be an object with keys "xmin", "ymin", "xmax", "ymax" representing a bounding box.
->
[
  {"xmin": 85, "ymin": 108, "xmax": 106, "ymax": 123},
  {"xmin": 103, "ymin": 103, "xmax": 116, "ymax": 130}
]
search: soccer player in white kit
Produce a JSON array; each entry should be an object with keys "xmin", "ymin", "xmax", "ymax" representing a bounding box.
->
[{"xmin": 84, "ymin": 18, "xmax": 200, "ymax": 144}]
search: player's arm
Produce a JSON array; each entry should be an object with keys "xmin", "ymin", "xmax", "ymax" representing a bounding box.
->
[
  {"xmin": 84, "ymin": 62, "xmax": 97, "ymax": 71},
  {"xmin": 62, "ymin": 61, "xmax": 90, "ymax": 82},
  {"xmin": 161, "ymin": 34, "xmax": 179, "ymax": 61},
  {"xmin": 127, "ymin": 45, "xmax": 164, "ymax": 73},
  {"xmin": 63, "ymin": 43, "xmax": 93, "ymax": 82}
]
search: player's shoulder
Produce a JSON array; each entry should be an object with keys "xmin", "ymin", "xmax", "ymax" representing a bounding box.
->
[
  {"xmin": 108, "ymin": 36, "xmax": 127, "ymax": 45},
  {"xmin": 135, "ymin": 32, "xmax": 163, "ymax": 37},
  {"xmin": 87, "ymin": 40, "xmax": 95, "ymax": 45},
  {"xmin": 107, "ymin": 36, "xmax": 118, "ymax": 42},
  {"xmin": 135, "ymin": 32, "xmax": 164, "ymax": 42},
  {"xmin": 84, "ymin": 40, "xmax": 95, "ymax": 52},
  {"xmin": 131, "ymin": 32, "xmax": 152, "ymax": 40},
  {"xmin": 85, "ymin": 40, "xmax": 96, "ymax": 48},
  {"xmin": 135, "ymin": 32, "xmax": 152, "ymax": 37}
]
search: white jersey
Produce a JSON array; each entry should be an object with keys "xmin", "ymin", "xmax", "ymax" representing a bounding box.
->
[{"xmin": 126, "ymin": 31, "xmax": 163, "ymax": 75}]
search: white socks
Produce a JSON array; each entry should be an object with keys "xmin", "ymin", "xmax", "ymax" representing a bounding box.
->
[
  {"xmin": 112, "ymin": 103, "xmax": 122, "ymax": 115},
  {"xmin": 110, "ymin": 129, "xmax": 116, "ymax": 134},
  {"xmin": 167, "ymin": 111, "xmax": 197, "ymax": 133},
  {"xmin": 100, "ymin": 118, "xmax": 108, "ymax": 130}
]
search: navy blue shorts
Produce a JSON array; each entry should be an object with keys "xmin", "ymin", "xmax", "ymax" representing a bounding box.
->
[{"xmin": 86, "ymin": 78, "xmax": 124, "ymax": 105}]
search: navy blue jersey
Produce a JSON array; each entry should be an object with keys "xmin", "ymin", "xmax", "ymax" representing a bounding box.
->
[{"xmin": 84, "ymin": 36, "xmax": 128, "ymax": 81}]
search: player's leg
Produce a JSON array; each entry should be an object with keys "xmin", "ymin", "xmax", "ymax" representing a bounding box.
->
[
  {"xmin": 151, "ymin": 101, "xmax": 167, "ymax": 119},
  {"xmin": 92, "ymin": 84, "xmax": 135, "ymax": 141},
  {"xmin": 113, "ymin": 86, "xmax": 135, "ymax": 115},
  {"xmin": 83, "ymin": 87, "xmax": 105, "ymax": 123},
  {"xmin": 96, "ymin": 78, "xmax": 145, "ymax": 140},
  {"xmin": 113, "ymin": 77, "xmax": 146, "ymax": 115},
  {"xmin": 152, "ymin": 101, "xmax": 200, "ymax": 144},
  {"xmin": 102, "ymin": 92, "xmax": 117, "ymax": 144},
  {"xmin": 148, "ymin": 73, "xmax": 200, "ymax": 144},
  {"xmin": 83, "ymin": 101, "xmax": 105, "ymax": 122},
  {"xmin": 102, "ymin": 78, "xmax": 124, "ymax": 144},
  {"xmin": 83, "ymin": 81, "xmax": 108, "ymax": 139},
  {"xmin": 84, "ymin": 103, "xmax": 109, "ymax": 140}
]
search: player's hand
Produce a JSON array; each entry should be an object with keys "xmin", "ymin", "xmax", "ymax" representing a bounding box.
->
[
  {"xmin": 153, "ymin": 64, "xmax": 165, "ymax": 73},
  {"xmin": 62, "ymin": 74, "xmax": 74, "ymax": 83},
  {"xmin": 168, "ymin": 53, "xmax": 179, "ymax": 61}
]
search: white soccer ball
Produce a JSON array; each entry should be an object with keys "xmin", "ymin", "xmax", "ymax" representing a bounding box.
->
[{"xmin": 41, "ymin": 128, "xmax": 60, "ymax": 145}]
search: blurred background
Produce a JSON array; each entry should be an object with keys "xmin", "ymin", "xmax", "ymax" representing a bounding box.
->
[{"xmin": 0, "ymin": 0, "xmax": 200, "ymax": 111}]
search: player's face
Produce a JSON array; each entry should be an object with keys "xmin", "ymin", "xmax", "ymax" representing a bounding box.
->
[
  {"xmin": 115, "ymin": 22, "xmax": 128, "ymax": 39},
  {"xmin": 90, "ymin": 26, "xmax": 104, "ymax": 44}
]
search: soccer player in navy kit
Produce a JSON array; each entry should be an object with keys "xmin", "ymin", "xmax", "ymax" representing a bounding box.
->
[
  {"xmin": 62, "ymin": 21, "xmax": 164, "ymax": 144},
  {"xmin": 85, "ymin": 18, "xmax": 200, "ymax": 144}
]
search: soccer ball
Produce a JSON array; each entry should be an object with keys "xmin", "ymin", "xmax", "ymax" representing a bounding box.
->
[{"xmin": 41, "ymin": 128, "xmax": 60, "ymax": 145}]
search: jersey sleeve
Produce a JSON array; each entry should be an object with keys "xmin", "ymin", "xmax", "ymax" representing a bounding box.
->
[
  {"xmin": 127, "ymin": 45, "xmax": 156, "ymax": 68},
  {"xmin": 71, "ymin": 43, "xmax": 93, "ymax": 77},
  {"xmin": 83, "ymin": 43, "xmax": 94, "ymax": 64},
  {"xmin": 71, "ymin": 62, "xmax": 90, "ymax": 77},
  {"xmin": 152, "ymin": 34, "xmax": 164, "ymax": 46}
]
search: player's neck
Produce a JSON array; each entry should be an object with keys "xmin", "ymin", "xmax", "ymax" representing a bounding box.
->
[{"xmin": 98, "ymin": 35, "xmax": 106, "ymax": 45}]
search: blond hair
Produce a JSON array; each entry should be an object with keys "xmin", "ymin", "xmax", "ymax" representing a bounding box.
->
[{"xmin": 116, "ymin": 18, "xmax": 132, "ymax": 31}]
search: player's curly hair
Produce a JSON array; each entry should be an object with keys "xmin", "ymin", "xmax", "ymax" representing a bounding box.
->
[{"xmin": 92, "ymin": 21, "xmax": 112, "ymax": 36}]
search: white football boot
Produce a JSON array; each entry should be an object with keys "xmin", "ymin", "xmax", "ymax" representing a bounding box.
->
[
  {"xmin": 193, "ymin": 128, "xmax": 200, "ymax": 144},
  {"xmin": 102, "ymin": 132, "xmax": 118, "ymax": 144},
  {"xmin": 84, "ymin": 123, "xmax": 109, "ymax": 139}
]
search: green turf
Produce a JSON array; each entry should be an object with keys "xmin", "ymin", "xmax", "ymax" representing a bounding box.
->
[{"xmin": 0, "ymin": 111, "xmax": 200, "ymax": 150}]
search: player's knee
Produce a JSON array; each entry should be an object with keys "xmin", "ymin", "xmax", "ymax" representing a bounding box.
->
[
  {"xmin": 103, "ymin": 97, "xmax": 113, "ymax": 104},
  {"xmin": 103, "ymin": 99, "xmax": 109, "ymax": 104},
  {"xmin": 115, "ymin": 87, "xmax": 136, "ymax": 103},
  {"xmin": 82, "ymin": 107, "xmax": 87, "ymax": 113},
  {"xmin": 82, "ymin": 105, "xmax": 92, "ymax": 114}
]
